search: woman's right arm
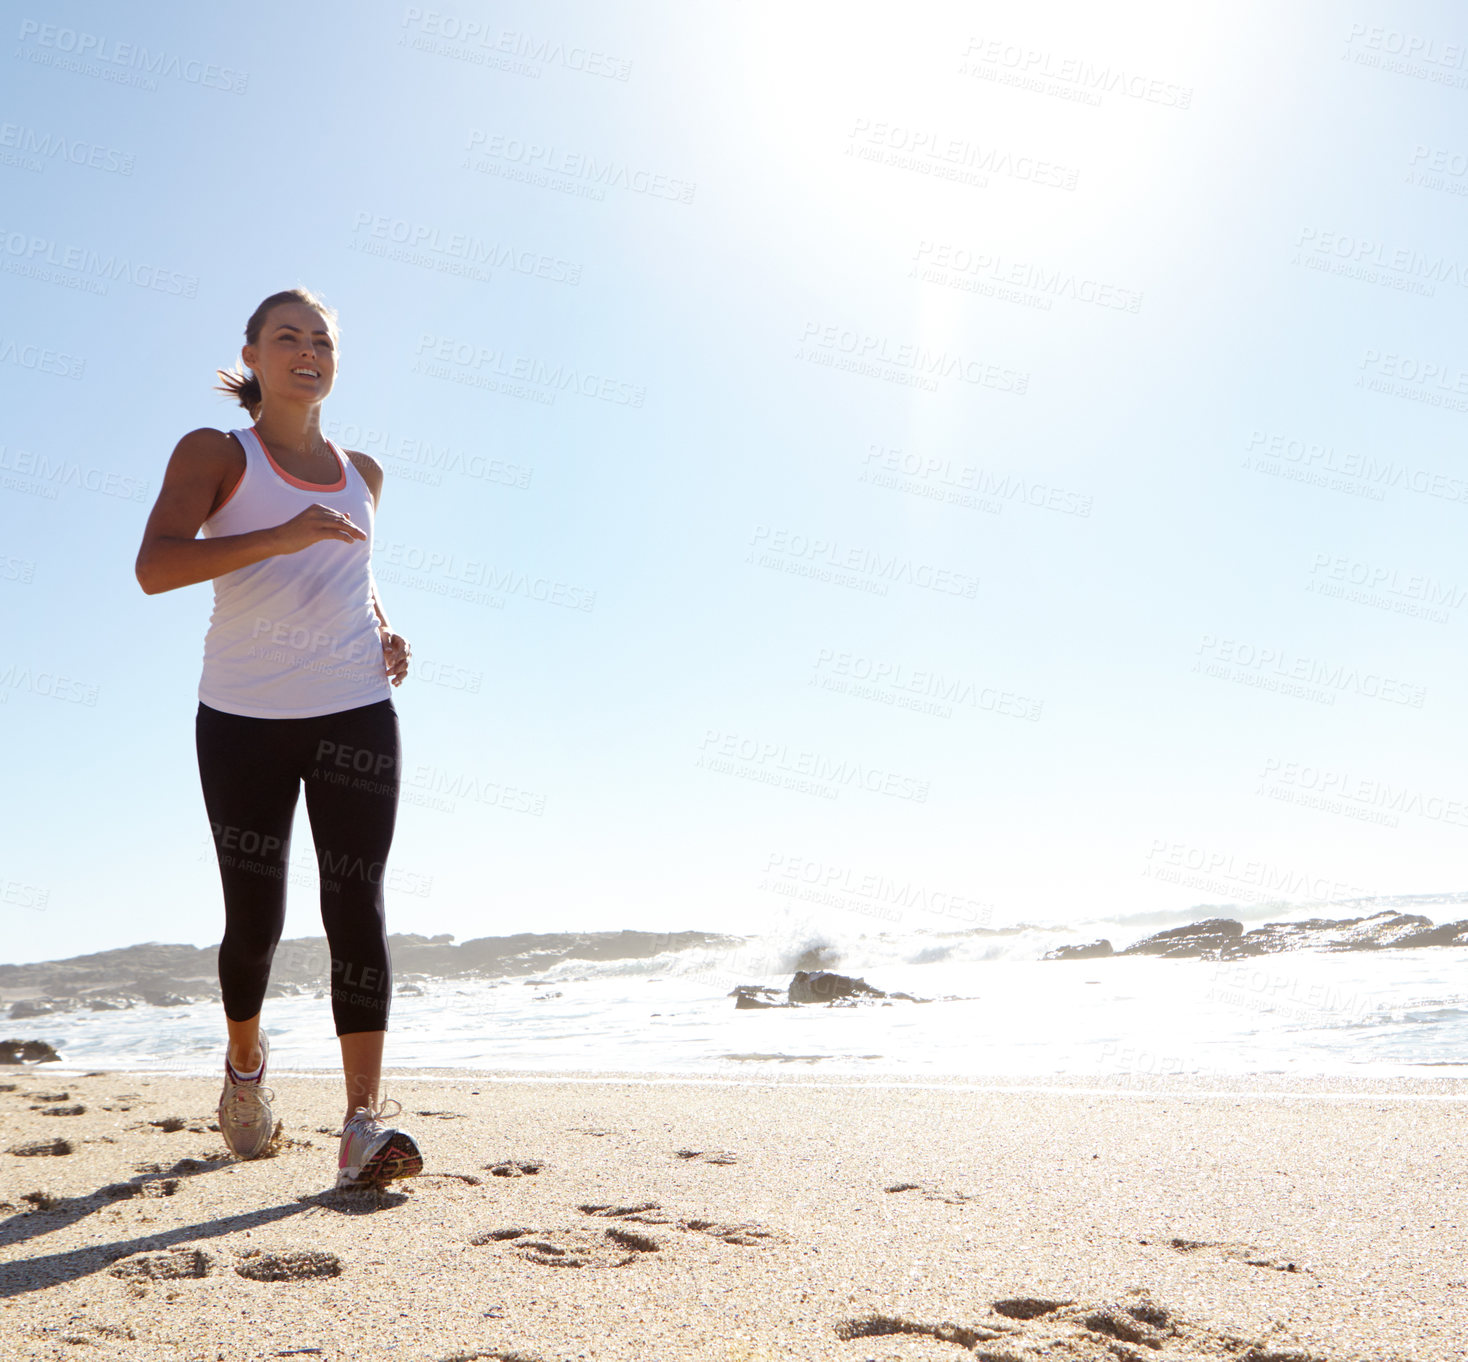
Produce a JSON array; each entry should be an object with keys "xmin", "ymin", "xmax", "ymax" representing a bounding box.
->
[{"xmin": 134, "ymin": 428, "xmax": 365, "ymax": 595}]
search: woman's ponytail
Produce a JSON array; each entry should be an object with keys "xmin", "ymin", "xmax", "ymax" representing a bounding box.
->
[{"xmin": 214, "ymin": 364, "xmax": 263, "ymax": 419}]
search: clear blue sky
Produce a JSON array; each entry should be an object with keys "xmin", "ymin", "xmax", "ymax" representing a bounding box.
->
[{"xmin": 4, "ymin": 0, "xmax": 1468, "ymax": 964}]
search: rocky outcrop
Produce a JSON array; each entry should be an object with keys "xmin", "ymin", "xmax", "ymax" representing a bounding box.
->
[
  {"xmin": 1220, "ymin": 911, "xmax": 1466, "ymax": 956},
  {"xmin": 1043, "ymin": 939, "xmax": 1113, "ymax": 961},
  {"xmin": 1120, "ymin": 919, "xmax": 1242, "ymax": 958},
  {"xmin": 0, "ymin": 928, "xmax": 746, "ymax": 1015},
  {"xmin": 1043, "ymin": 909, "xmax": 1468, "ymax": 963}
]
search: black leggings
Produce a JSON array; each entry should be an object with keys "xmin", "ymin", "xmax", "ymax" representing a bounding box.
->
[{"xmin": 195, "ymin": 698, "xmax": 400, "ymax": 1035}]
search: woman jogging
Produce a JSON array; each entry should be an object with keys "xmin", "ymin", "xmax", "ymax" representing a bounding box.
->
[{"xmin": 135, "ymin": 287, "xmax": 421, "ymax": 1190}]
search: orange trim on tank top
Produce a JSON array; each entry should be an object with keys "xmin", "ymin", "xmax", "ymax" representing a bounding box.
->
[{"xmin": 250, "ymin": 426, "xmax": 347, "ymax": 492}]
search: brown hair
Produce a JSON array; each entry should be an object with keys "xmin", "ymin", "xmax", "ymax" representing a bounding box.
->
[{"xmin": 214, "ymin": 288, "xmax": 340, "ymax": 419}]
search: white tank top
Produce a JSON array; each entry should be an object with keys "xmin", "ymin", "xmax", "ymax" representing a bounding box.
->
[{"xmin": 196, "ymin": 426, "xmax": 392, "ymax": 719}]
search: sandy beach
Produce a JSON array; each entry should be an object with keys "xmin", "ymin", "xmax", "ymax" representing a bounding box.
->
[{"xmin": 1, "ymin": 1069, "xmax": 1463, "ymax": 1361}]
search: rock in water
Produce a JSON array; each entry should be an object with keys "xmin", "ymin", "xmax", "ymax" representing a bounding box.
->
[
  {"xmin": 0, "ymin": 1039, "xmax": 61, "ymax": 1064},
  {"xmin": 9, "ymin": 999, "xmax": 67, "ymax": 1019},
  {"xmin": 788, "ymin": 971, "xmax": 886, "ymax": 1004},
  {"xmin": 730, "ymin": 984, "xmax": 786, "ymax": 1009}
]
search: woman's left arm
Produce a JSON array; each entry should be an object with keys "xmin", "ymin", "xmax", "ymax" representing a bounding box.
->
[
  {"xmin": 349, "ymin": 449, "xmax": 411, "ymax": 687},
  {"xmin": 373, "ymin": 587, "xmax": 410, "ymax": 686}
]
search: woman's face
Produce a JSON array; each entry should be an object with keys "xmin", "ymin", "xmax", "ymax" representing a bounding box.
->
[{"xmin": 241, "ymin": 301, "xmax": 338, "ymax": 408}]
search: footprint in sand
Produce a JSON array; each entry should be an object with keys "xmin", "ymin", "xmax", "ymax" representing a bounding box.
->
[
  {"xmin": 109, "ymin": 1248, "xmax": 212, "ymax": 1283},
  {"xmin": 992, "ymin": 1298, "xmax": 1076, "ymax": 1320},
  {"xmin": 434, "ymin": 1351, "xmax": 543, "ymax": 1362},
  {"xmin": 1147, "ymin": 1235, "xmax": 1306, "ymax": 1274},
  {"xmin": 487, "ymin": 1159, "xmax": 544, "ymax": 1177},
  {"xmin": 234, "ymin": 1250, "xmax": 343, "ymax": 1281},
  {"xmin": 674, "ymin": 1148, "xmax": 738, "ymax": 1165},
  {"xmin": 134, "ymin": 1177, "xmax": 181, "ymax": 1198},
  {"xmin": 472, "ymin": 1224, "xmax": 661, "ymax": 1269},
  {"xmin": 419, "ymin": 1171, "xmax": 484, "ymax": 1186},
  {"xmin": 579, "ymin": 1201, "xmax": 784, "ymax": 1247},
  {"xmin": 9, "ymin": 1138, "xmax": 73, "ymax": 1157},
  {"xmin": 835, "ymin": 1294, "xmax": 1330, "ymax": 1360},
  {"xmin": 883, "ymin": 1181, "xmax": 980, "ymax": 1205}
]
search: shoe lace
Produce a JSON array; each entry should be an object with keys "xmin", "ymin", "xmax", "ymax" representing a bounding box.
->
[
  {"xmin": 225, "ymin": 1082, "xmax": 275, "ymax": 1125},
  {"xmin": 345, "ymin": 1096, "xmax": 403, "ymax": 1138}
]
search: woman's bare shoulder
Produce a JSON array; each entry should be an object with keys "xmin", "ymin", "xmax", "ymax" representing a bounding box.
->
[
  {"xmin": 173, "ymin": 427, "xmax": 245, "ymax": 457},
  {"xmin": 163, "ymin": 429, "xmax": 245, "ymax": 486},
  {"xmin": 344, "ymin": 447, "xmax": 384, "ymax": 501}
]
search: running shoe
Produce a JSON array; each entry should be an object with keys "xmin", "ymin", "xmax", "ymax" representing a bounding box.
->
[
  {"xmin": 336, "ymin": 1098, "xmax": 423, "ymax": 1189},
  {"xmin": 217, "ymin": 1031, "xmax": 275, "ymax": 1160}
]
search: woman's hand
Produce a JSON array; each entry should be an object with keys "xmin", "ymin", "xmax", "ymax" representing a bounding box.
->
[
  {"xmin": 271, "ymin": 503, "xmax": 366, "ymax": 554},
  {"xmin": 380, "ymin": 626, "xmax": 410, "ymax": 686}
]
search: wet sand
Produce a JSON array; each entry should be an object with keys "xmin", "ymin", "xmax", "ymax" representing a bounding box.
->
[{"xmin": 0, "ymin": 1069, "xmax": 1463, "ymax": 1361}]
